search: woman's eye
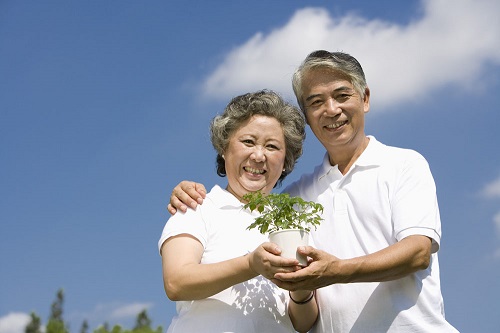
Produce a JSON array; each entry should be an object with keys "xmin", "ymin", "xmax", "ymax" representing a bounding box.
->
[{"xmin": 242, "ymin": 139, "xmax": 254, "ymax": 145}]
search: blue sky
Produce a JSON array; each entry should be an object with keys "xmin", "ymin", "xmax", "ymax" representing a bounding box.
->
[{"xmin": 1, "ymin": 0, "xmax": 499, "ymax": 332}]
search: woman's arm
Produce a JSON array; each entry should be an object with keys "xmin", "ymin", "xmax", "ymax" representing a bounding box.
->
[
  {"xmin": 161, "ymin": 234, "xmax": 257, "ymax": 300},
  {"xmin": 161, "ymin": 234, "xmax": 301, "ymax": 300},
  {"xmin": 288, "ymin": 290, "xmax": 318, "ymax": 333}
]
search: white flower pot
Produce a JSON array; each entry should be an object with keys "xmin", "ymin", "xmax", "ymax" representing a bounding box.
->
[{"xmin": 268, "ymin": 229, "xmax": 309, "ymax": 266}]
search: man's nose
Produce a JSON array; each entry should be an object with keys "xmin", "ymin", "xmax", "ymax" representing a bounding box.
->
[{"xmin": 324, "ymin": 98, "xmax": 341, "ymax": 115}]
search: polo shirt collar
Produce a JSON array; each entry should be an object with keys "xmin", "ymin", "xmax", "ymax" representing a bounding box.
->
[
  {"xmin": 354, "ymin": 135, "xmax": 384, "ymax": 168},
  {"xmin": 209, "ymin": 185, "xmax": 245, "ymax": 209},
  {"xmin": 317, "ymin": 135, "xmax": 384, "ymax": 179}
]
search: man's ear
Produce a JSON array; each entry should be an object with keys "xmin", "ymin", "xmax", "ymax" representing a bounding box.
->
[{"xmin": 363, "ymin": 87, "xmax": 370, "ymax": 113}]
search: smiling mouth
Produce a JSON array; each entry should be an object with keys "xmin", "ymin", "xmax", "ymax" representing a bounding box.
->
[
  {"xmin": 244, "ymin": 166, "xmax": 266, "ymax": 175},
  {"xmin": 325, "ymin": 120, "xmax": 347, "ymax": 129}
]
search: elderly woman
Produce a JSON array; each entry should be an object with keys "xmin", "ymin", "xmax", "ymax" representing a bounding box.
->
[{"xmin": 159, "ymin": 90, "xmax": 318, "ymax": 333}]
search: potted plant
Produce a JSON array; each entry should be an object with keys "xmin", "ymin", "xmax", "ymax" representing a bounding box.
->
[{"xmin": 243, "ymin": 191, "xmax": 323, "ymax": 266}]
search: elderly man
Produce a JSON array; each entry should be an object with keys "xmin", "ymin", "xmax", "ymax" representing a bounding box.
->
[{"xmin": 168, "ymin": 50, "xmax": 458, "ymax": 332}]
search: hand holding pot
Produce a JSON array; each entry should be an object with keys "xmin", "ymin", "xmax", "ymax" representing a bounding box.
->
[
  {"xmin": 247, "ymin": 242, "xmax": 302, "ymax": 280},
  {"xmin": 272, "ymin": 246, "xmax": 341, "ymax": 291}
]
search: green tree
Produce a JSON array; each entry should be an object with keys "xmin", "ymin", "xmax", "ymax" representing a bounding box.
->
[
  {"xmin": 93, "ymin": 322, "xmax": 110, "ymax": 333},
  {"xmin": 131, "ymin": 310, "xmax": 162, "ymax": 333},
  {"xmin": 25, "ymin": 312, "xmax": 42, "ymax": 333},
  {"xmin": 110, "ymin": 325, "xmax": 123, "ymax": 333},
  {"xmin": 133, "ymin": 310, "xmax": 151, "ymax": 330},
  {"xmin": 46, "ymin": 289, "xmax": 68, "ymax": 333},
  {"xmin": 79, "ymin": 320, "xmax": 89, "ymax": 333},
  {"xmin": 50, "ymin": 289, "xmax": 64, "ymax": 321}
]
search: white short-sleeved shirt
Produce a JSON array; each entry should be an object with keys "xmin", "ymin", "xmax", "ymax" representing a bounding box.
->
[
  {"xmin": 284, "ymin": 136, "xmax": 458, "ymax": 333},
  {"xmin": 158, "ymin": 185, "xmax": 295, "ymax": 333}
]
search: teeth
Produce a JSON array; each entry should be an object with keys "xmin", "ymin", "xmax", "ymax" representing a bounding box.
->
[
  {"xmin": 326, "ymin": 121, "xmax": 347, "ymax": 129},
  {"xmin": 245, "ymin": 167, "xmax": 265, "ymax": 174}
]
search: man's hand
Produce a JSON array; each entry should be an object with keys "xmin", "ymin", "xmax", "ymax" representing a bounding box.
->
[
  {"xmin": 272, "ymin": 246, "xmax": 341, "ymax": 291},
  {"xmin": 167, "ymin": 181, "xmax": 207, "ymax": 214},
  {"xmin": 273, "ymin": 235, "xmax": 433, "ymax": 291}
]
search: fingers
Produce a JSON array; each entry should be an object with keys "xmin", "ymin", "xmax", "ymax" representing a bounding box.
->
[
  {"xmin": 297, "ymin": 245, "xmax": 320, "ymax": 259},
  {"xmin": 179, "ymin": 181, "xmax": 206, "ymax": 207},
  {"xmin": 167, "ymin": 203, "xmax": 177, "ymax": 215},
  {"xmin": 169, "ymin": 181, "xmax": 205, "ymax": 213},
  {"xmin": 169, "ymin": 191, "xmax": 189, "ymax": 213},
  {"xmin": 193, "ymin": 183, "xmax": 207, "ymax": 199},
  {"xmin": 271, "ymin": 277, "xmax": 307, "ymax": 291},
  {"xmin": 249, "ymin": 243, "xmax": 301, "ymax": 279}
]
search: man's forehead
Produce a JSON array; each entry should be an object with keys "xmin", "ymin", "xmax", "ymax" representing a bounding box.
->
[
  {"xmin": 306, "ymin": 66, "xmax": 350, "ymax": 79},
  {"xmin": 304, "ymin": 73, "xmax": 354, "ymax": 91}
]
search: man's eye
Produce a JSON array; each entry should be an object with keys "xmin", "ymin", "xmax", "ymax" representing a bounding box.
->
[{"xmin": 336, "ymin": 94, "xmax": 352, "ymax": 102}]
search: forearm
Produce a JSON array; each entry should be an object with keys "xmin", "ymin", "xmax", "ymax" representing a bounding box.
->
[
  {"xmin": 340, "ymin": 235, "xmax": 432, "ymax": 283},
  {"xmin": 288, "ymin": 290, "xmax": 318, "ymax": 333},
  {"xmin": 164, "ymin": 255, "xmax": 258, "ymax": 301}
]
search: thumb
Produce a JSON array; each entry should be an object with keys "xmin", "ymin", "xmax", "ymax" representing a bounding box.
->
[
  {"xmin": 262, "ymin": 242, "xmax": 282, "ymax": 255},
  {"xmin": 297, "ymin": 245, "xmax": 320, "ymax": 259}
]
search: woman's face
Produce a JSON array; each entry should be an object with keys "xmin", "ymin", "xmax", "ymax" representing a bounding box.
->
[{"xmin": 224, "ymin": 115, "xmax": 286, "ymax": 199}]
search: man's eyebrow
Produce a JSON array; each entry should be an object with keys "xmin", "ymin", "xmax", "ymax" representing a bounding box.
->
[
  {"xmin": 304, "ymin": 86, "xmax": 354, "ymax": 102},
  {"xmin": 305, "ymin": 94, "xmax": 322, "ymax": 102},
  {"xmin": 334, "ymin": 86, "xmax": 355, "ymax": 93}
]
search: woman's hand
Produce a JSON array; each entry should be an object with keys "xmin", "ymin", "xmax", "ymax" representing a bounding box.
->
[{"xmin": 247, "ymin": 242, "xmax": 302, "ymax": 280}]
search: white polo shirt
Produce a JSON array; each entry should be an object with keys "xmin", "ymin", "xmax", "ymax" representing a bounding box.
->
[
  {"xmin": 284, "ymin": 136, "xmax": 458, "ymax": 333},
  {"xmin": 159, "ymin": 185, "xmax": 295, "ymax": 333}
]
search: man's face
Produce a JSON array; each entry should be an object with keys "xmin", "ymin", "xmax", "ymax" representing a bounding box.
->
[{"xmin": 301, "ymin": 68, "xmax": 370, "ymax": 152}]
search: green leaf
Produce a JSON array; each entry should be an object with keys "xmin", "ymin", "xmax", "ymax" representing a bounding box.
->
[{"xmin": 243, "ymin": 191, "xmax": 324, "ymax": 235}]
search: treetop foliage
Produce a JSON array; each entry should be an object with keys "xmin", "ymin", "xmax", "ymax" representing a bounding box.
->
[{"xmin": 25, "ymin": 289, "xmax": 163, "ymax": 333}]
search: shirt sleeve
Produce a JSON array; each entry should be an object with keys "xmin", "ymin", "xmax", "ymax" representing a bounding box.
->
[
  {"xmin": 158, "ymin": 207, "xmax": 209, "ymax": 255},
  {"xmin": 392, "ymin": 154, "xmax": 441, "ymax": 253}
]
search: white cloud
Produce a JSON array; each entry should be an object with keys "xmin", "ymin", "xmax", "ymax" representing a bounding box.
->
[
  {"xmin": 201, "ymin": 0, "xmax": 500, "ymax": 110},
  {"xmin": 109, "ymin": 303, "xmax": 153, "ymax": 320},
  {"xmin": 0, "ymin": 313, "xmax": 30, "ymax": 333},
  {"xmin": 68, "ymin": 302, "xmax": 153, "ymax": 328},
  {"xmin": 481, "ymin": 175, "xmax": 500, "ymax": 198},
  {"xmin": 494, "ymin": 213, "xmax": 500, "ymax": 259},
  {"xmin": 481, "ymin": 177, "xmax": 500, "ymax": 259},
  {"xmin": 494, "ymin": 212, "xmax": 500, "ymax": 233}
]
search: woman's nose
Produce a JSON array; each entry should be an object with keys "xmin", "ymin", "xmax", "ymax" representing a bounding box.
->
[{"xmin": 251, "ymin": 147, "xmax": 266, "ymax": 161}]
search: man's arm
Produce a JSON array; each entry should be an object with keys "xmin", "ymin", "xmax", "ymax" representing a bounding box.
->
[
  {"xmin": 272, "ymin": 235, "xmax": 432, "ymax": 291},
  {"xmin": 167, "ymin": 181, "xmax": 207, "ymax": 214}
]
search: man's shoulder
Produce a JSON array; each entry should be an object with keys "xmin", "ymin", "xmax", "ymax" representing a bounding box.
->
[
  {"xmin": 283, "ymin": 162, "xmax": 325, "ymax": 198},
  {"xmin": 371, "ymin": 138, "xmax": 427, "ymax": 164}
]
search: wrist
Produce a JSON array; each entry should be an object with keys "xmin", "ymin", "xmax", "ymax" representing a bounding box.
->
[
  {"xmin": 244, "ymin": 252, "xmax": 258, "ymax": 276},
  {"xmin": 289, "ymin": 290, "xmax": 315, "ymax": 304}
]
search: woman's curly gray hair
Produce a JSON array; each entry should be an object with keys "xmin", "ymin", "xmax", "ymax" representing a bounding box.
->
[{"xmin": 210, "ymin": 90, "xmax": 305, "ymax": 187}]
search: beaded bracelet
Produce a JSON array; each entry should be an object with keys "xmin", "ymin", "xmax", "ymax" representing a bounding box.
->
[{"xmin": 289, "ymin": 290, "xmax": 315, "ymax": 304}]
